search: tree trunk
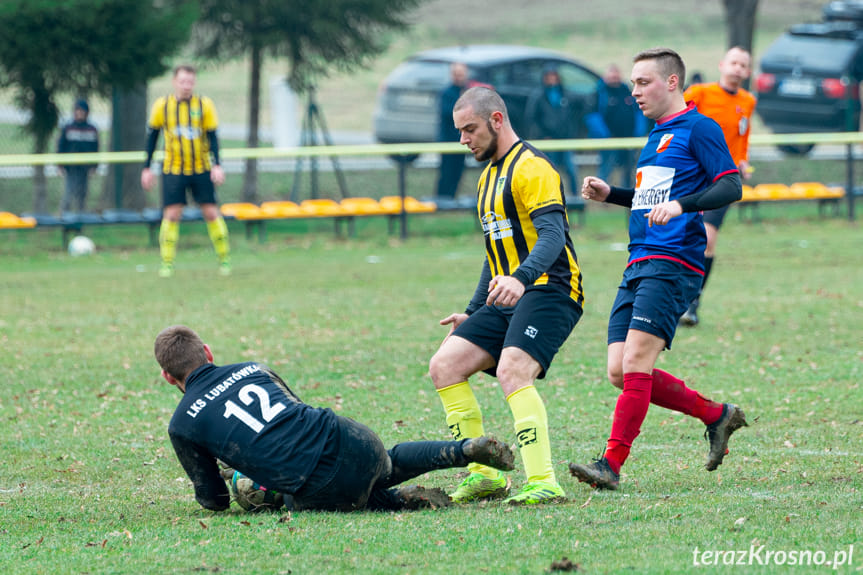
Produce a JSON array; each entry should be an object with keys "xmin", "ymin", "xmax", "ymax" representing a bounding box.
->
[
  {"xmin": 29, "ymin": 84, "xmax": 57, "ymax": 214},
  {"xmin": 242, "ymin": 41, "xmax": 262, "ymax": 204},
  {"xmin": 723, "ymin": 0, "xmax": 759, "ymax": 90},
  {"xmin": 103, "ymin": 85, "xmax": 148, "ymax": 210},
  {"xmin": 32, "ymin": 140, "xmax": 48, "ymax": 214},
  {"xmin": 724, "ymin": 0, "xmax": 758, "ymax": 51}
]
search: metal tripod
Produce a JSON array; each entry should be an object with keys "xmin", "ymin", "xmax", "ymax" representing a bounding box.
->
[{"xmin": 290, "ymin": 87, "xmax": 349, "ymax": 202}]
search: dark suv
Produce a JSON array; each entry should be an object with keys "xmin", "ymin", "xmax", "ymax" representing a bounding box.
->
[
  {"xmin": 373, "ymin": 45, "xmax": 600, "ymax": 147},
  {"xmin": 755, "ymin": 18, "xmax": 863, "ymax": 153}
]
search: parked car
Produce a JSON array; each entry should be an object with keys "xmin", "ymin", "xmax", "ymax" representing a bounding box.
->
[
  {"xmin": 755, "ymin": 20, "xmax": 863, "ymax": 154},
  {"xmin": 823, "ymin": 0, "xmax": 863, "ymax": 23},
  {"xmin": 373, "ymin": 45, "xmax": 601, "ymax": 152}
]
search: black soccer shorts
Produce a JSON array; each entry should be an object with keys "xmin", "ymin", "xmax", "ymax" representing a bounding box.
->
[{"xmin": 453, "ymin": 286, "xmax": 582, "ymax": 379}]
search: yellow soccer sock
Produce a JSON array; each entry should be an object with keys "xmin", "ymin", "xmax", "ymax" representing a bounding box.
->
[
  {"xmin": 437, "ymin": 381, "xmax": 495, "ymax": 478},
  {"xmin": 159, "ymin": 219, "xmax": 180, "ymax": 265},
  {"xmin": 507, "ymin": 385, "xmax": 556, "ymax": 485},
  {"xmin": 206, "ymin": 217, "xmax": 230, "ymax": 263}
]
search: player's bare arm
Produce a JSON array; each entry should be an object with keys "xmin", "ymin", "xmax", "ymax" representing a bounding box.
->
[
  {"xmin": 486, "ymin": 275, "xmax": 525, "ymax": 307},
  {"xmin": 582, "ymin": 176, "xmax": 611, "ymax": 202}
]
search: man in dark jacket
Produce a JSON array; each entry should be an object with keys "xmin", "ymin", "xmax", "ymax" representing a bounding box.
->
[
  {"xmin": 526, "ymin": 64, "xmax": 579, "ymax": 195},
  {"xmin": 435, "ymin": 62, "xmax": 470, "ymax": 199},
  {"xmin": 57, "ymin": 99, "xmax": 99, "ymax": 213}
]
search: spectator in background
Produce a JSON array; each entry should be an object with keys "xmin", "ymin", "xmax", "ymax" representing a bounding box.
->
[
  {"xmin": 686, "ymin": 71, "xmax": 704, "ymax": 91},
  {"xmin": 435, "ymin": 62, "xmax": 470, "ymax": 200},
  {"xmin": 526, "ymin": 64, "xmax": 579, "ymax": 195},
  {"xmin": 679, "ymin": 47, "xmax": 756, "ymax": 327},
  {"xmin": 587, "ymin": 65, "xmax": 647, "ymax": 189},
  {"xmin": 57, "ymin": 99, "xmax": 99, "ymax": 213}
]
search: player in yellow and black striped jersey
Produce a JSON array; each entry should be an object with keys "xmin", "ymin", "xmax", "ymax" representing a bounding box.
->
[
  {"xmin": 476, "ymin": 140, "xmax": 584, "ymax": 306},
  {"xmin": 428, "ymin": 86, "xmax": 584, "ymax": 506},
  {"xmin": 141, "ymin": 65, "xmax": 231, "ymax": 278}
]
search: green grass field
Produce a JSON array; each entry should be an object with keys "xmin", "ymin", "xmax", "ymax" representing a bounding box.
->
[{"xmin": 2, "ymin": 207, "xmax": 861, "ymax": 574}]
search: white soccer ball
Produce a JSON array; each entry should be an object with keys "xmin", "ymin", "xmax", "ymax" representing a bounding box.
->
[{"xmin": 68, "ymin": 235, "xmax": 95, "ymax": 257}]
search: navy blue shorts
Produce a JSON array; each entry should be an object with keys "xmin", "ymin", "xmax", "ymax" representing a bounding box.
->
[
  {"xmin": 607, "ymin": 258, "xmax": 702, "ymax": 349},
  {"xmin": 702, "ymin": 203, "xmax": 731, "ymax": 229},
  {"xmin": 452, "ymin": 287, "xmax": 582, "ymax": 379},
  {"xmin": 162, "ymin": 172, "xmax": 217, "ymax": 207}
]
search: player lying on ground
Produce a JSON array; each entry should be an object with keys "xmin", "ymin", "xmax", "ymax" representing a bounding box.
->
[{"xmin": 154, "ymin": 325, "xmax": 515, "ymax": 512}]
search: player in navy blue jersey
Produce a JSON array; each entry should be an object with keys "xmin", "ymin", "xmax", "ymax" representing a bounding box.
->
[
  {"xmin": 154, "ymin": 325, "xmax": 515, "ymax": 512},
  {"xmin": 568, "ymin": 48, "xmax": 747, "ymax": 491}
]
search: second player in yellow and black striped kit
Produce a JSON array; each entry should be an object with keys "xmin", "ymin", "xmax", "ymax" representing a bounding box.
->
[
  {"xmin": 141, "ymin": 65, "xmax": 230, "ymax": 278},
  {"xmin": 429, "ymin": 86, "xmax": 584, "ymax": 505}
]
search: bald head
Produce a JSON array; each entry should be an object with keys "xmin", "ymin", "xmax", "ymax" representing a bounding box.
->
[
  {"xmin": 450, "ymin": 62, "xmax": 468, "ymax": 87},
  {"xmin": 604, "ymin": 64, "xmax": 623, "ymax": 87},
  {"xmin": 454, "ymin": 86, "xmax": 510, "ymax": 125},
  {"xmin": 719, "ymin": 46, "xmax": 751, "ymax": 91}
]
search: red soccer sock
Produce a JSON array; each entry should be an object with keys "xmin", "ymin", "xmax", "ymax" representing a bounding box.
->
[
  {"xmin": 604, "ymin": 372, "xmax": 653, "ymax": 473},
  {"xmin": 650, "ymin": 368, "xmax": 723, "ymax": 425}
]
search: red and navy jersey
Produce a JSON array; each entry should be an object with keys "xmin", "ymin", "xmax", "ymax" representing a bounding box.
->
[
  {"xmin": 628, "ymin": 103, "xmax": 737, "ymax": 272},
  {"xmin": 168, "ymin": 362, "xmax": 338, "ymax": 510}
]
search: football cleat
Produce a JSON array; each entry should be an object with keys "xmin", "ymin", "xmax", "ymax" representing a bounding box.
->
[
  {"xmin": 158, "ymin": 262, "xmax": 174, "ymax": 278},
  {"xmin": 569, "ymin": 457, "xmax": 620, "ymax": 490},
  {"xmin": 679, "ymin": 299, "xmax": 699, "ymax": 327},
  {"xmin": 705, "ymin": 403, "xmax": 748, "ymax": 471},
  {"xmin": 503, "ymin": 480, "xmax": 566, "ymax": 505},
  {"xmin": 449, "ymin": 471, "xmax": 510, "ymax": 503},
  {"xmin": 463, "ymin": 436, "xmax": 515, "ymax": 471}
]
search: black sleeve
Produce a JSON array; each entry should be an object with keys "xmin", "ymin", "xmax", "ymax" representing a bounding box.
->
[
  {"xmin": 676, "ymin": 172, "xmax": 742, "ymax": 212},
  {"xmin": 170, "ymin": 433, "xmax": 230, "ymax": 511},
  {"xmin": 207, "ymin": 130, "xmax": 220, "ymax": 165},
  {"xmin": 144, "ymin": 128, "xmax": 160, "ymax": 168},
  {"xmin": 511, "ymin": 209, "xmax": 566, "ymax": 286},
  {"xmin": 465, "ymin": 258, "xmax": 493, "ymax": 316},
  {"xmin": 606, "ymin": 186, "xmax": 635, "ymax": 207}
]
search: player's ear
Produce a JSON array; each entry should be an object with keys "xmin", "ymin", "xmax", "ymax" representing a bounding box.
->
[
  {"xmin": 489, "ymin": 110, "xmax": 504, "ymax": 128},
  {"xmin": 161, "ymin": 368, "xmax": 177, "ymax": 385},
  {"xmin": 203, "ymin": 344, "xmax": 214, "ymax": 363}
]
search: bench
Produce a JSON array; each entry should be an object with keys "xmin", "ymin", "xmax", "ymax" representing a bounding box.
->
[
  {"xmin": 7, "ymin": 208, "xmax": 211, "ymax": 248},
  {"xmin": 222, "ymin": 196, "xmax": 438, "ymax": 242},
  {"xmin": 737, "ymin": 182, "xmax": 846, "ymax": 221},
  {"xmin": 3, "ymin": 194, "xmax": 587, "ymax": 247}
]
